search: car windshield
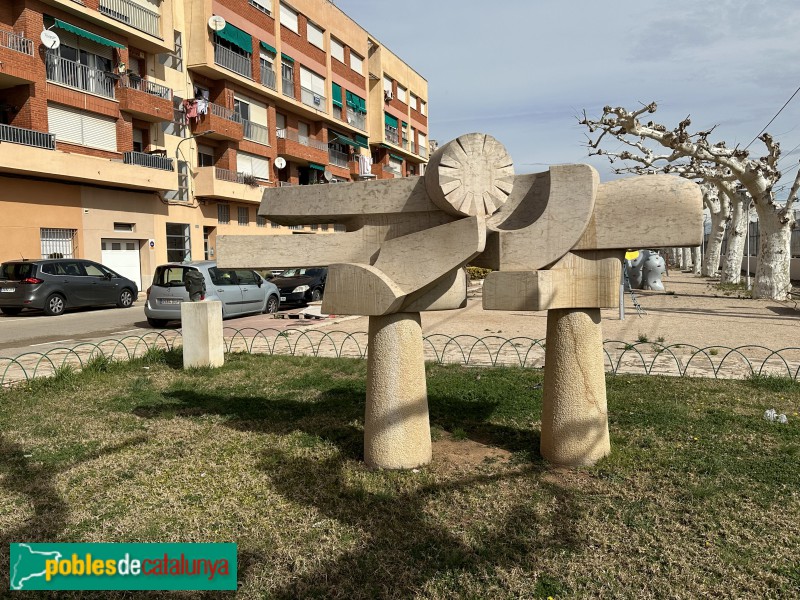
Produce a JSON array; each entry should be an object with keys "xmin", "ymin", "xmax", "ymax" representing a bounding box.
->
[
  {"xmin": 0, "ymin": 262, "xmax": 37, "ymax": 280},
  {"xmin": 280, "ymin": 268, "xmax": 321, "ymax": 277},
  {"xmin": 153, "ymin": 265, "xmax": 198, "ymax": 287}
]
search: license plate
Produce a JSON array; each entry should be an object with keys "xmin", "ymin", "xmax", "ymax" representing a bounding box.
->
[
  {"xmin": 158, "ymin": 298, "xmax": 182, "ymax": 305},
  {"xmin": 1, "ymin": 287, "xmax": 14, "ymax": 293},
  {"xmin": 280, "ymin": 296, "xmax": 286, "ymax": 301}
]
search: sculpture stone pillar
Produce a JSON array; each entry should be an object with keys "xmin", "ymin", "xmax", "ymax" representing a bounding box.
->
[
  {"xmin": 540, "ymin": 308, "xmax": 610, "ymax": 466},
  {"xmin": 364, "ymin": 312, "xmax": 431, "ymax": 469},
  {"xmin": 181, "ymin": 301, "xmax": 224, "ymax": 369}
]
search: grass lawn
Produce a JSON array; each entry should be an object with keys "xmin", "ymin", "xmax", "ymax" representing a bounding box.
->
[{"xmin": 1, "ymin": 350, "xmax": 799, "ymax": 598}]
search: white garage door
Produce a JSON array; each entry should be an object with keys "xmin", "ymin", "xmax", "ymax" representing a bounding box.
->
[{"xmin": 101, "ymin": 239, "xmax": 142, "ymax": 291}]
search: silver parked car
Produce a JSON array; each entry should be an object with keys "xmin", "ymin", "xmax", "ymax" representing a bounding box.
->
[
  {"xmin": 0, "ymin": 258, "xmax": 138, "ymax": 316},
  {"xmin": 144, "ymin": 261, "xmax": 280, "ymax": 327}
]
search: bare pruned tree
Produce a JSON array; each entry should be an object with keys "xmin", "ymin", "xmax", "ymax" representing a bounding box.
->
[{"xmin": 580, "ymin": 102, "xmax": 799, "ymax": 299}]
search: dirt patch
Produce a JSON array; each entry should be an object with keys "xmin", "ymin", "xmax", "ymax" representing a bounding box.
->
[{"xmin": 432, "ymin": 433, "xmax": 511, "ymax": 469}]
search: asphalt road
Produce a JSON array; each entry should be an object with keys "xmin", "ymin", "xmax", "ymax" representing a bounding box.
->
[{"xmin": 0, "ymin": 299, "xmax": 326, "ymax": 355}]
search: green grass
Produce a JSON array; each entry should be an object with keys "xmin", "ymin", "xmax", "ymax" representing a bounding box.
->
[{"xmin": 1, "ymin": 353, "xmax": 799, "ymax": 598}]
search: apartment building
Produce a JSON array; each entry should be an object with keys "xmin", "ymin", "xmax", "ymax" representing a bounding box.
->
[{"xmin": 0, "ymin": 0, "xmax": 429, "ymax": 289}]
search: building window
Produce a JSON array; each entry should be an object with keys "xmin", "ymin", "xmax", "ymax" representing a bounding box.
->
[
  {"xmin": 248, "ymin": 0, "xmax": 271, "ymax": 15},
  {"xmin": 40, "ymin": 228, "xmax": 77, "ymax": 259},
  {"xmin": 321, "ymin": 224, "xmax": 329, "ymax": 231},
  {"xmin": 383, "ymin": 75, "xmax": 392, "ymax": 95},
  {"xmin": 307, "ymin": 21, "xmax": 324, "ymax": 50},
  {"xmin": 281, "ymin": 61, "xmax": 294, "ymax": 96},
  {"xmin": 420, "ymin": 100, "xmax": 427, "ymax": 116},
  {"xmin": 397, "ymin": 85, "xmax": 407, "ymax": 104},
  {"xmin": 288, "ymin": 225, "xmax": 303, "ymax": 230},
  {"xmin": 299, "ymin": 66, "xmax": 326, "ymax": 109},
  {"xmin": 271, "ymin": 221, "xmax": 281, "ymax": 229},
  {"xmin": 218, "ymin": 204, "xmax": 230, "ymax": 224},
  {"xmin": 166, "ymin": 223, "xmax": 191, "ymax": 263},
  {"xmin": 331, "ymin": 37, "xmax": 344, "ymax": 62},
  {"xmin": 47, "ymin": 104, "xmax": 117, "ymax": 152},
  {"xmin": 310, "ymin": 224, "xmax": 318, "ymax": 231},
  {"xmin": 237, "ymin": 151, "xmax": 270, "ymax": 181},
  {"xmin": 334, "ymin": 224, "xmax": 346, "ymax": 232},
  {"xmin": 198, "ymin": 144, "xmax": 214, "ymax": 167},
  {"xmin": 238, "ymin": 207, "xmax": 250, "ymax": 226},
  {"xmin": 280, "ymin": 3, "xmax": 298, "ymax": 33},
  {"xmin": 177, "ymin": 161, "xmax": 190, "ymax": 201},
  {"xmin": 350, "ymin": 52, "xmax": 363, "ymax": 74},
  {"xmin": 172, "ymin": 31, "xmax": 183, "ymax": 71},
  {"xmin": 410, "ymin": 92, "xmax": 418, "ymax": 110},
  {"xmin": 257, "ymin": 215, "xmax": 267, "ymax": 228},
  {"xmin": 114, "ymin": 222, "xmax": 135, "ymax": 232}
]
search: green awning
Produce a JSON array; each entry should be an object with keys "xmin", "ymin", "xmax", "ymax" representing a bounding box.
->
[
  {"xmin": 389, "ymin": 153, "xmax": 404, "ymax": 162},
  {"xmin": 402, "ymin": 121, "xmax": 408, "ymax": 128},
  {"xmin": 259, "ymin": 41, "xmax": 277, "ymax": 54},
  {"xmin": 354, "ymin": 134, "xmax": 369, "ymax": 149},
  {"xmin": 330, "ymin": 131, "xmax": 360, "ymax": 148},
  {"xmin": 332, "ymin": 82, "xmax": 343, "ymax": 108},
  {"xmin": 281, "ymin": 53, "xmax": 294, "ymax": 63},
  {"xmin": 384, "ymin": 113, "xmax": 398, "ymax": 128},
  {"xmin": 215, "ymin": 21, "xmax": 252, "ymax": 54},
  {"xmin": 50, "ymin": 17, "xmax": 125, "ymax": 49},
  {"xmin": 308, "ymin": 163, "xmax": 325, "ymax": 171},
  {"xmin": 346, "ymin": 91, "xmax": 366, "ymax": 113}
]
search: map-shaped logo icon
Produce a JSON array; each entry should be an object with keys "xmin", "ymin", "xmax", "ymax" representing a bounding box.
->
[{"xmin": 10, "ymin": 544, "xmax": 63, "ymax": 590}]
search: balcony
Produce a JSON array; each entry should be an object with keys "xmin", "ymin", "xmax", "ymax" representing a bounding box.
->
[
  {"xmin": 282, "ymin": 77, "xmax": 295, "ymax": 98},
  {"xmin": 117, "ymin": 75, "xmax": 173, "ymax": 122},
  {"xmin": 328, "ymin": 147, "xmax": 348, "ymax": 169},
  {"xmin": 0, "ymin": 142, "xmax": 176, "ymax": 190},
  {"xmin": 384, "ymin": 127, "xmax": 399, "ymax": 146},
  {"xmin": 242, "ymin": 119, "xmax": 269, "ymax": 145},
  {"xmin": 193, "ymin": 166, "xmax": 265, "ymax": 203},
  {"xmin": 99, "ymin": 0, "xmax": 161, "ymax": 38},
  {"xmin": 345, "ymin": 107, "xmax": 366, "ymax": 131},
  {"xmin": 0, "ymin": 124, "xmax": 56, "ymax": 150},
  {"xmin": 214, "ymin": 43, "xmax": 251, "ymax": 79},
  {"xmin": 192, "ymin": 102, "xmax": 244, "ymax": 141},
  {"xmin": 46, "ymin": 55, "xmax": 115, "ymax": 99},
  {"xmin": 261, "ymin": 68, "xmax": 277, "ymax": 91},
  {"xmin": 300, "ymin": 87, "xmax": 326, "ymax": 111},
  {"xmin": 276, "ymin": 128, "xmax": 328, "ymax": 164},
  {"xmin": 123, "ymin": 151, "xmax": 174, "ymax": 171},
  {"xmin": 0, "ymin": 30, "xmax": 33, "ymax": 56}
]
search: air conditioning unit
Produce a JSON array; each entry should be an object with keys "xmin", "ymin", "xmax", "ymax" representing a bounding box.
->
[
  {"xmin": 347, "ymin": 117, "xmax": 354, "ymax": 124},
  {"xmin": 384, "ymin": 90, "xmax": 393, "ymax": 101}
]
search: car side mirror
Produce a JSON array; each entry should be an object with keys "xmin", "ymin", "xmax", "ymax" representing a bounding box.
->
[{"xmin": 104, "ymin": 272, "xmax": 113, "ymax": 280}]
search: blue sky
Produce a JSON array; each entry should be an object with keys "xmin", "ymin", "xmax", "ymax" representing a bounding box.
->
[{"xmin": 335, "ymin": 0, "xmax": 800, "ymax": 182}]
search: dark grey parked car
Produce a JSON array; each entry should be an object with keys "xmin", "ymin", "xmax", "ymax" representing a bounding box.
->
[{"xmin": 0, "ymin": 259, "xmax": 139, "ymax": 316}]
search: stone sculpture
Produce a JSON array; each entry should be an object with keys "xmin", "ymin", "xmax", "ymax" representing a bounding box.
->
[
  {"xmin": 626, "ymin": 250, "xmax": 667, "ymax": 292},
  {"xmin": 217, "ymin": 133, "xmax": 702, "ymax": 469}
]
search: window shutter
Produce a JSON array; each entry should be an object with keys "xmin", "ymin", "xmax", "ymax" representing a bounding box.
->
[
  {"xmin": 82, "ymin": 111, "xmax": 118, "ymax": 151},
  {"xmin": 48, "ymin": 104, "xmax": 83, "ymax": 146}
]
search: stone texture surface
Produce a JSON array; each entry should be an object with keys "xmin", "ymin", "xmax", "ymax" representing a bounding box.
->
[
  {"xmin": 364, "ymin": 312, "xmax": 432, "ymax": 469},
  {"xmin": 540, "ymin": 308, "xmax": 611, "ymax": 466},
  {"xmin": 181, "ymin": 301, "xmax": 224, "ymax": 369}
]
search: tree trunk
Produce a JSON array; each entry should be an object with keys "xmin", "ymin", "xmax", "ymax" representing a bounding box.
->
[
  {"xmin": 720, "ymin": 193, "xmax": 748, "ymax": 285},
  {"xmin": 752, "ymin": 203, "xmax": 793, "ymax": 300},
  {"xmin": 703, "ymin": 201, "xmax": 729, "ymax": 277},
  {"xmin": 692, "ymin": 246, "xmax": 701, "ymax": 274}
]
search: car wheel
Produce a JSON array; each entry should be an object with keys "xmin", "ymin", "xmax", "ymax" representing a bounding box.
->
[
  {"xmin": 117, "ymin": 288, "xmax": 134, "ymax": 308},
  {"xmin": 0, "ymin": 307, "xmax": 22, "ymax": 316},
  {"xmin": 147, "ymin": 317, "xmax": 168, "ymax": 328},
  {"xmin": 44, "ymin": 294, "xmax": 66, "ymax": 316},
  {"xmin": 264, "ymin": 295, "xmax": 279, "ymax": 314},
  {"xmin": 310, "ymin": 288, "xmax": 323, "ymax": 302}
]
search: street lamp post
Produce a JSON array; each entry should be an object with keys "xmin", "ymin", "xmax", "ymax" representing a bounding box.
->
[{"xmin": 175, "ymin": 130, "xmax": 215, "ymax": 160}]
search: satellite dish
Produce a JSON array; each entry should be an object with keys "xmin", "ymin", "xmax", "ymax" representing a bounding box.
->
[
  {"xmin": 274, "ymin": 157, "xmax": 286, "ymax": 170},
  {"xmin": 323, "ymin": 170, "xmax": 333, "ymax": 182},
  {"xmin": 208, "ymin": 15, "xmax": 226, "ymax": 32},
  {"xmin": 40, "ymin": 29, "xmax": 60, "ymax": 50}
]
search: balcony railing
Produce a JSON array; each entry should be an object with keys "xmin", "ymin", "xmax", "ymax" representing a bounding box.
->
[
  {"xmin": 345, "ymin": 107, "xmax": 366, "ymax": 131},
  {"xmin": 282, "ymin": 77, "xmax": 295, "ymax": 98},
  {"xmin": 0, "ymin": 30, "xmax": 33, "ymax": 56},
  {"xmin": 384, "ymin": 127, "xmax": 399, "ymax": 145},
  {"xmin": 300, "ymin": 86, "xmax": 326, "ymax": 110},
  {"xmin": 99, "ymin": 0, "xmax": 161, "ymax": 38},
  {"xmin": 261, "ymin": 68, "xmax": 277, "ymax": 90},
  {"xmin": 328, "ymin": 147, "xmax": 348, "ymax": 168},
  {"xmin": 46, "ymin": 55, "xmax": 115, "ymax": 99},
  {"xmin": 119, "ymin": 74, "xmax": 172, "ymax": 100},
  {"xmin": 209, "ymin": 102, "xmax": 242, "ymax": 123},
  {"xmin": 383, "ymin": 164, "xmax": 400, "ymax": 176},
  {"xmin": 214, "ymin": 43, "xmax": 251, "ymax": 78},
  {"xmin": 276, "ymin": 128, "xmax": 327, "ymax": 152},
  {"xmin": 0, "ymin": 123, "xmax": 55, "ymax": 150},
  {"xmin": 242, "ymin": 119, "xmax": 269, "ymax": 145},
  {"xmin": 214, "ymin": 167, "xmax": 262, "ymax": 185},
  {"xmin": 123, "ymin": 151, "xmax": 174, "ymax": 171}
]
